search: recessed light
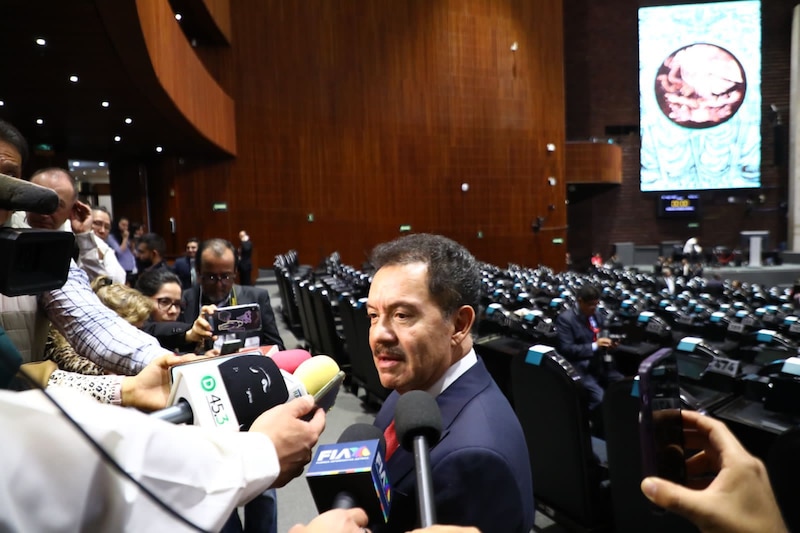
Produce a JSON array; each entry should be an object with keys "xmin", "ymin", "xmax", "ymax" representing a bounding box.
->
[
  {"xmin": 0, "ymin": 101, "xmax": 4, "ymax": 107},
  {"xmin": 155, "ymin": 146, "xmax": 163, "ymax": 153},
  {"xmin": 113, "ymin": 135, "xmax": 121, "ymax": 142},
  {"xmin": 124, "ymin": 117, "xmax": 133, "ymax": 125},
  {"xmin": 101, "ymin": 101, "xmax": 110, "ymax": 108},
  {"xmin": 73, "ymin": 161, "xmax": 81, "ymax": 167},
  {"xmin": 175, "ymin": 13, "xmax": 182, "ymax": 21},
  {"xmin": 35, "ymin": 38, "xmax": 46, "ymax": 46},
  {"xmin": 69, "ymin": 75, "xmax": 79, "ymax": 83},
  {"xmin": 35, "ymin": 118, "xmax": 44, "ymax": 125},
  {"xmin": 98, "ymin": 162, "xmax": 106, "ymax": 167}
]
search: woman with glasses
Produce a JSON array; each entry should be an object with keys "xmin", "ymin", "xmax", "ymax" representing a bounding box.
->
[{"xmin": 135, "ymin": 269, "xmax": 215, "ymax": 353}]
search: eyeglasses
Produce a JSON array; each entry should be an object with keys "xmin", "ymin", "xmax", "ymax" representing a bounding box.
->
[
  {"xmin": 202, "ymin": 273, "xmax": 234, "ymax": 283},
  {"xmin": 92, "ymin": 220, "xmax": 112, "ymax": 230},
  {"xmin": 155, "ymin": 298, "xmax": 184, "ymax": 311}
]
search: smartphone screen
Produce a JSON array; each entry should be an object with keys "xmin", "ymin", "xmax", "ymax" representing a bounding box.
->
[
  {"xmin": 639, "ymin": 348, "xmax": 686, "ymax": 485},
  {"xmin": 209, "ymin": 303, "xmax": 261, "ymax": 335}
]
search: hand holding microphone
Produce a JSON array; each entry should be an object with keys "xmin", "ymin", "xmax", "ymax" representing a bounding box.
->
[{"xmin": 249, "ymin": 394, "xmax": 325, "ymax": 488}]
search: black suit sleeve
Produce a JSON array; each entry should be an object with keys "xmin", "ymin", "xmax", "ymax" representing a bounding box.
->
[
  {"xmin": 257, "ymin": 289, "xmax": 285, "ymax": 350},
  {"xmin": 555, "ymin": 310, "xmax": 594, "ymax": 362},
  {"xmin": 141, "ymin": 320, "xmax": 195, "ymax": 353}
]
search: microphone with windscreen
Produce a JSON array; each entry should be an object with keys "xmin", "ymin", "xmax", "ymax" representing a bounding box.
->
[
  {"xmin": 396, "ymin": 390, "xmax": 443, "ymax": 528},
  {"xmin": 151, "ymin": 352, "xmax": 344, "ymax": 429},
  {"xmin": 0, "ymin": 172, "xmax": 59, "ymax": 213},
  {"xmin": 306, "ymin": 423, "xmax": 392, "ymax": 524}
]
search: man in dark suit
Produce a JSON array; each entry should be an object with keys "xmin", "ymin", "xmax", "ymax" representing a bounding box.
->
[
  {"xmin": 172, "ymin": 237, "xmax": 199, "ymax": 289},
  {"xmin": 555, "ymin": 284, "xmax": 623, "ymax": 413},
  {"xmin": 180, "ymin": 237, "xmax": 284, "ymax": 533},
  {"xmin": 368, "ymin": 234, "xmax": 533, "ymax": 533},
  {"xmin": 180, "ymin": 238, "xmax": 284, "ymax": 352}
]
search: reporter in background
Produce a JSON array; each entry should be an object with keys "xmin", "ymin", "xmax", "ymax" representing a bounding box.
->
[
  {"xmin": 136, "ymin": 269, "xmax": 213, "ymax": 353},
  {"xmin": 640, "ymin": 410, "xmax": 788, "ymax": 533}
]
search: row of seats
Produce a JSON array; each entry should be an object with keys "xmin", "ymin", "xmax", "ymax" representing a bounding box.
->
[{"xmin": 273, "ymin": 251, "xmax": 389, "ymax": 405}]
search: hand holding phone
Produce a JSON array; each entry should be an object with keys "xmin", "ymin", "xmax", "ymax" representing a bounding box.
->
[
  {"xmin": 639, "ymin": 348, "xmax": 686, "ymax": 486},
  {"xmin": 641, "ymin": 410, "xmax": 788, "ymax": 533}
]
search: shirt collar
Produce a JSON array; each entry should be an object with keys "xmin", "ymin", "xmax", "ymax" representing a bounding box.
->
[{"xmin": 425, "ymin": 348, "xmax": 478, "ymax": 397}]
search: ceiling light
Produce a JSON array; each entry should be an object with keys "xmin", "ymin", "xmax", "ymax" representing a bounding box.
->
[
  {"xmin": 0, "ymin": 101, "xmax": 4, "ymax": 107},
  {"xmin": 124, "ymin": 117, "xmax": 133, "ymax": 124},
  {"xmin": 35, "ymin": 38, "xmax": 46, "ymax": 46},
  {"xmin": 69, "ymin": 75, "xmax": 79, "ymax": 83},
  {"xmin": 101, "ymin": 101, "xmax": 110, "ymax": 108},
  {"xmin": 113, "ymin": 135, "xmax": 121, "ymax": 142},
  {"xmin": 155, "ymin": 146, "xmax": 163, "ymax": 153},
  {"xmin": 175, "ymin": 13, "xmax": 182, "ymax": 21},
  {"xmin": 35, "ymin": 118, "xmax": 44, "ymax": 125},
  {"xmin": 72, "ymin": 161, "xmax": 81, "ymax": 167},
  {"xmin": 98, "ymin": 162, "xmax": 106, "ymax": 167}
]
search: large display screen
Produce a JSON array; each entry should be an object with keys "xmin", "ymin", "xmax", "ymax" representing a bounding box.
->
[{"xmin": 639, "ymin": 1, "xmax": 761, "ymax": 192}]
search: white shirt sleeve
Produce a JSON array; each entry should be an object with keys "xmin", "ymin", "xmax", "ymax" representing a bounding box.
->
[
  {"xmin": 0, "ymin": 388, "xmax": 280, "ymax": 533},
  {"xmin": 75, "ymin": 232, "xmax": 127, "ymax": 284}
]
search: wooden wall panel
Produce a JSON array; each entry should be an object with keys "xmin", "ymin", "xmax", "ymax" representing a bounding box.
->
[{"xmin": 129, "ymin": 0, "xmax": 567, "ymax": 271}]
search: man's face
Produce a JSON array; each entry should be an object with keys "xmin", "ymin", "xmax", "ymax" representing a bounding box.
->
[
  {"xmin": 367, "ymin": 262, "xmax": 456, "ymax": 394},
  {"xmin": 0, "ymin": 140, "xmax": 22, "ymax": 225},
  {"xmin": 136, "ymin": 243, "xmax": 154, "ymax": 269},
  {"xmin": 92, "ymin": 210, "xmax": 111, "ymax": 240},
  {"xmin": 27, "ymin": 171, "xmax": 76, "ymax": 230},
  {"xmin": 186, "ymin": 241, "xmax": 198, "ymax": 259},
  {"xmin": 578, "ymin": 297, "xmax": 599, "ymax": 318},
  {"xmin": 200, "ymin": 248, "xmax": 236, "ymax": 302}
]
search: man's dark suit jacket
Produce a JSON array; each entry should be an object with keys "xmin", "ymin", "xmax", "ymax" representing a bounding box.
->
[
  {"xmin": 555, "ymin": 307, "xmax": 604, "ymax": 369},
  {"xmin": 372, "ymin": 357, "xmax": 534, "ymax": 533},
  {"xmin": 172, "ymin": 256, "xmax": 195, "ymax": 289},
  {"xmin": 180, "ymin": 284, "xmax": 284, "ymax": 350}
]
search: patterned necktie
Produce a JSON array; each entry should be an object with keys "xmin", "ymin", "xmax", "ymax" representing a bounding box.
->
[{"xmin": 384, "ymin": 419, "xmax": 400, "ymax": 461}]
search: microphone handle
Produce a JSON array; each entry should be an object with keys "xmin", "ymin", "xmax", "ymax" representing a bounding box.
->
[
  {"xmin": 331, "ymin": 491, "xmax": 357, "ymax": 510},
  {"xmin": 150, "ymin": 399, "xmax": 194, "ymax": 424},
  {"xmin": 413, "ymin": 435, "xmax": 437, "ymax": 528}
]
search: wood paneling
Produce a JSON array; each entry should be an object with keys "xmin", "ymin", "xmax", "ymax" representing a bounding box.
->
[
  {"xmin": 135, "ymin": 0, "xmax": 236, "ymax": 155},
  {"xmin": 565, "ymin": 142, "xmax": 622, "ymax": 184},
  {"xmin": 120, "ymin": 0, "xmax": 567, "ymax": 270}
]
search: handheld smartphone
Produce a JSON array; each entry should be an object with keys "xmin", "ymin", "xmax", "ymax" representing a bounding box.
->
[
  {"xmin": 639, "ymin": 347, "xmax": 687, "ymax": 486},
  {"xmin": 220, "ymin": 338, "xmax": 243, "ymax": 355},
  {"xmin": 208, "ymin": 303, "xmax": 261, "ymax": 335}
]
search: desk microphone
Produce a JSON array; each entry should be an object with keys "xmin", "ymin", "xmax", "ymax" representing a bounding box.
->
[
  {"xmin": 396, "ymin": 390, "xmax": 442, "ymax": 528},
  {"xmin": 306, "ymin": 423, "xmax": 392, "ymax": 524},
  {"xmin": 151, "ymin": 352, "xmax": 341, "ymax": 430}
]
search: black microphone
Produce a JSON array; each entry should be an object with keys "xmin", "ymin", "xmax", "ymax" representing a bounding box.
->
[
  {"xmin": 306, "ymin": 423, "xmax": 392, "ymax": 524},
  {"xmin": 0, "ymin": 172, "xmax": 58, "ymax": 214},
  {"xmin": 396, "ymin": 390, "xmax": 442, "ymax": 528}
]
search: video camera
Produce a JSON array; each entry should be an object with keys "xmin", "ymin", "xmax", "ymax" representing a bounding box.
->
[{"xmin": 0, "ymin": 172, "xmax": 75, "ymax": 387}]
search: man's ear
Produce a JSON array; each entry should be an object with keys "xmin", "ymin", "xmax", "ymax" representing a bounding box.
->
[{"xmin": 451, "ymin": 305, "xmax": 475, "ymax": 345}]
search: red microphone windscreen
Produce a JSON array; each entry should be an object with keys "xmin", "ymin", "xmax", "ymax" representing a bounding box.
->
[{"xmin": 271, "ymin": 349, "xmax": 312, "ymax": 373}]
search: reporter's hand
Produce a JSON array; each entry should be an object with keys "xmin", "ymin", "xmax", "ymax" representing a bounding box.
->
[
  {"xmin": 287, "ymin": 508, "xmax": 368, "ymax": 533},
  {"xmin": 250, "ymin": 395, "xmax": 325, "ymax": 487},
  {"xmin": 121, "ymin": 352, "xmax": 215, "ymax": 411},
  {"xmin": 640, "ymin": 410, "xmax": 788, "ymax": 533},
  {"xmin": 186, "ymin": 305, "xmax": 216, "ymax": 344},
  {"xmin": 70, "ymin": 200, "xmax": 93, "ymax": 234}
]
